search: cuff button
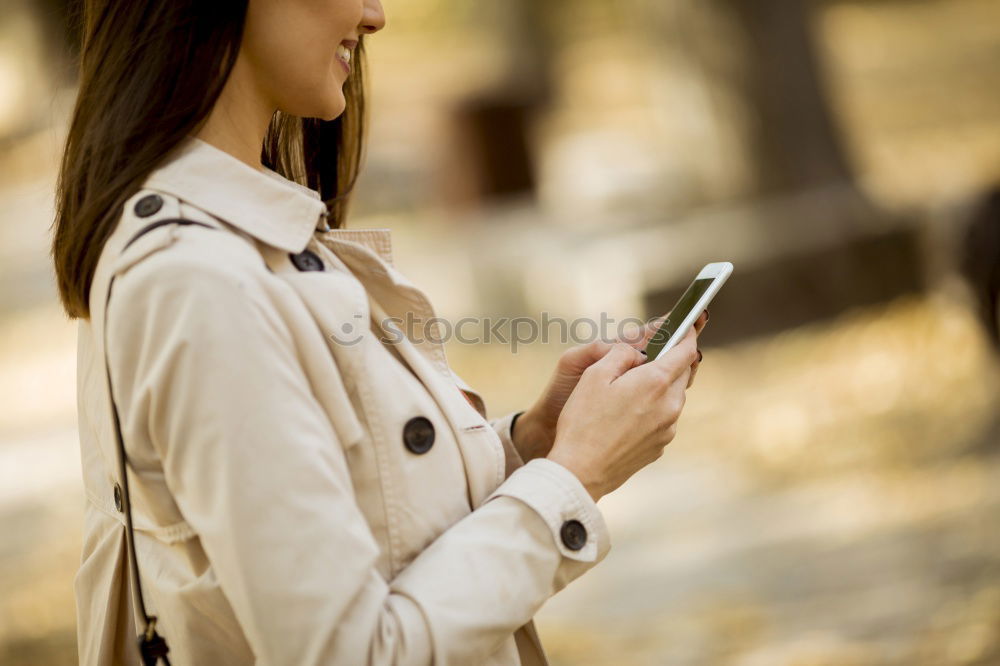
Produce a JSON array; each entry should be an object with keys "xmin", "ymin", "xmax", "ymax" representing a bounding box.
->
[{"xmin": 560, "ymin": 519, "xmax": 587, "ymax": 551}]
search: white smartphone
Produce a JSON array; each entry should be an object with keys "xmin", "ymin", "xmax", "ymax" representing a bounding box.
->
[{"xmin": 643, "ymin": 262, "xmax": 733, "ymax": 362}]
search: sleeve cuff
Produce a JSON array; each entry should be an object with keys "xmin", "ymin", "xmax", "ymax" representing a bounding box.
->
[
  {"xmin": 484, "ymin": 457, "xmax": 610, "ymax": 563},
  {"xmin": 489, "ymin": 410, "xmax": 526, "ymax": 478}
]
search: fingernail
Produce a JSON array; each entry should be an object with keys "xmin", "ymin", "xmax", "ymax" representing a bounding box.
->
[
  {"xmin": 697, "ymin": 349, "xmax": 703, "ymax": 362},
  {"xmin": 639, "ymin": 349, "xmax": 647, "ymax": 356},
  {"xmin": 705, "ymin": 309, "xmax": 710, "ymax": 321}
]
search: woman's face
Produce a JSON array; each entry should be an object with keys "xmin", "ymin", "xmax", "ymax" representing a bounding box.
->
[{"xmin": 242, "ymin": 0, "xmax": 386, "ymax": 121}]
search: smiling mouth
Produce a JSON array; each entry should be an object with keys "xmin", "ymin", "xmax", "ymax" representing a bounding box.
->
[{"xmin": 336, "ymin": 43, "xmax": 352, "ymax": 72}]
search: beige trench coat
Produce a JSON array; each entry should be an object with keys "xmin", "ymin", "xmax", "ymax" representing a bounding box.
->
[{"xmin": 73, "ymin": 136, "xmax": 611, "ymax": 665}]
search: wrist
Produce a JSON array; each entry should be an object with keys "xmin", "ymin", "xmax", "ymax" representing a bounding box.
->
[
  {"xmin": 511, "ymin": 406, "xmax": 556, "ymax": 463},
  {"xmin": 546, "ymin": 448, "xmax": 604, "ymax": 503}
]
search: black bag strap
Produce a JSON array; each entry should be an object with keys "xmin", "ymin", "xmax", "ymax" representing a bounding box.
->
[{"xmin": 102, "ymin": 218, "xmax": 217, "ymax": 665}]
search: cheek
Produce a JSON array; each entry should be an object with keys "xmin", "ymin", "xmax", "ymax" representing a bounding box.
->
[{"xmin": 244, "ymin": 1, "xmax": 360, "ymax": 113}]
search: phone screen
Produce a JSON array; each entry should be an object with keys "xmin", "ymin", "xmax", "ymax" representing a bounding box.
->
[{"xmin": 643, "ymin": 277, "xmax": 713, "ymax": 360}]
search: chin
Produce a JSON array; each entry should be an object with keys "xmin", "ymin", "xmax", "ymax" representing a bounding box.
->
[
  {"xmin": 319, "ymin": 89, "xmax": 347, "ymax": 121},
  {"xmin": 297, "ymin": 100, "xmax": 344, "ymax": 122},
  {"xmin": 284, "ymin": 82, "xmax": 346, "ymax": 122},
  {"xmin": 321, "ymin": 106, "xmax": 347, "ymax": 122}
]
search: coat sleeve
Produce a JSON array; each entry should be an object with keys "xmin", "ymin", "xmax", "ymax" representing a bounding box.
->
[
  {"xmin": 488, "ymin": 410, "xmax": 527, "ymax": 478},
  {"xmin": 448, "ymin": 368, "xmax": 528, "ymax": 479},
  {"xmin": 106, "ymin": 251, "xmax": 611, "ymax": 666}
]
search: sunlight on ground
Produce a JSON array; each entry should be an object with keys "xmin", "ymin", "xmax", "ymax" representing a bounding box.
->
[{"xmin": 1, "ymin": 287, "xmax": 997, "ymax": 665}]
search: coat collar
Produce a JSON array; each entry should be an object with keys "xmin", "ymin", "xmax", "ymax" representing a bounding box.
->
[
  {"xmin": 143, "ymin": 135, "xmax": 394, "ymax": 264},
  {"xmin": 318, "ymin": 227, "xmax": 396, "ymax": 267}
]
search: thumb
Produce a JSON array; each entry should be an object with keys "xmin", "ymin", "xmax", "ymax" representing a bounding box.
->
[{"xmin": 589, "ymin": 342, "xmax": 646, "ymax": 382}]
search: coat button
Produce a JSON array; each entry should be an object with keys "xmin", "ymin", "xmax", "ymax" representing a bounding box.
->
[
  {"xmin": 113, "ymin": 483, "xmax": 124, "ymax": 512},
  {"xmin": 560, "ymin": 519, "xmax": 587, "ymax": 551},
  {"xmin": 403, "ymin": 416, "xmax": 435, "ymax": 454},
  {"xmin": 134, "ymin": 194, "xmax": 164, "ymax": 218},
  {"xmin": 289, "ymin": 249, "xmax": 324, "ymax": 272}
]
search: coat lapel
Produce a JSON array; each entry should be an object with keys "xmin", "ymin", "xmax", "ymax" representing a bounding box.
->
[
  {"xmin": 310, "ymin": 235, "xmax": 549, "ymax": 665},
  {"xmin": 313, "ymin": 234, "xmax": 505, "ymax": 508}
]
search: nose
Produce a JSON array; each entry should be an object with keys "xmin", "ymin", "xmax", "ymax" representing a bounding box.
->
[{"xmin": 360, "ymin": 0, "xmax": 386, "ymax": 35}]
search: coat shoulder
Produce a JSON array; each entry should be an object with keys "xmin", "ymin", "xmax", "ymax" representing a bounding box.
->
[
  {"xmin": 111, "ymin": 189, "xmax": 273, "ymax": 286},
  {"xmin": 99, "ymin": 189, "xmax": 286, "ymax": 339}
]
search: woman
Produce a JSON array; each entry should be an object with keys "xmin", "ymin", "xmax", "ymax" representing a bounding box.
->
[{"xmin": 51, "ymin": 1, "xmax": 707, "ymax": 664}]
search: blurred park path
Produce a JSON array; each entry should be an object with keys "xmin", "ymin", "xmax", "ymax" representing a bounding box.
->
[
  {"xmin": 440, "ymin": 289, "xmax": 1000, "ymax": 665},
  {"xmin": 531, "ymin": 298, "xmax": 1000, "ymax": 665}
]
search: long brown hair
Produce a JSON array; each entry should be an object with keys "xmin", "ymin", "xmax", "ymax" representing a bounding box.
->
[{"xmin": 51, "ymin": 1, "xmax": 368, "ymax": 321}]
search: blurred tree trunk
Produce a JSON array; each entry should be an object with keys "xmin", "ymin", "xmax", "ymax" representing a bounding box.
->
[
  {"xmin": 700, "ymin": 0, "xmax": 855, "ymax": 196},
  {"xmin": 640, "ymin": 1, "xmax": 927, "ymax": 344}
]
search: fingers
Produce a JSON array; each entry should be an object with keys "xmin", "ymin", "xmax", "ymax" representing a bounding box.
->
[
  {"xmin": 560, "ymin": 339, "xmax": 614, "ymax": 373},
  {"xmin": 643, "ymin": 327, "xmax": 700, "ymax": 384},
  {"xmin": 612, "ymin": 317, "xmax": 662, "ymax": 351},
  {"xmin": 629, "ymin": 329, "xmax": 698, "ymax": 395},
  {"xmin": 590, "ymin": 342, "xmax": 647, "ymax": 382},
  {"xmin": 662, "ymin": 362, "xmax": 692, "ymax": 420},
  {"xmin": 693, "ymin": 309, "xmax": 709, "ymax": 335},
  {"xmin": 617, "ymin": 308, "xmax": 710, "ymax": 354},
  {"xmin": 646, "ymin": 314, "xmax": 668, "ymax": 337},
  {"xmin": 626, "ymin": 315, "xmax": 666, "ymax": 350},
  {"xmin": 635, "ymin": 308, "xmax": 709, "ymax": 347},
  {"xmin": 687, "ymin": 348, "xmax": 702, "ymax": 388},
  {"xmin": 688, "ymin": 311, "xmax": 708, "ymax": 387}
]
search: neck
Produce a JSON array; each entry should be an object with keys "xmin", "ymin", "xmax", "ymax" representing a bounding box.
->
[{"xmin": 195, "ymin": 56, "xmax": 275, "ymax": 172}]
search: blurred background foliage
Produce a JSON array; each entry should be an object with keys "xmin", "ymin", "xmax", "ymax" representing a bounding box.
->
[{"xmin": 1, "ymin": 0, "xmax": 998, "ymax": 664}]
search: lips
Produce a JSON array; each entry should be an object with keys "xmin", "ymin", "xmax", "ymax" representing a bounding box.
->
[
  {"xmin": 336, "ymin": 40, "xmax": 356, "ymax": 74},
  {"xmin": 336, "ymin": 43, "xmax": 352, "ymax": 66}
]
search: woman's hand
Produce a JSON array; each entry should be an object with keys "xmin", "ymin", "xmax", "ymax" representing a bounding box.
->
[
  {"xmin": 511, "ymin": 310, "xmax": 709, "ymax": 463},
  {"xmin": 546, "ymin": 325, "xmax": 702, "ymax": 502}
]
